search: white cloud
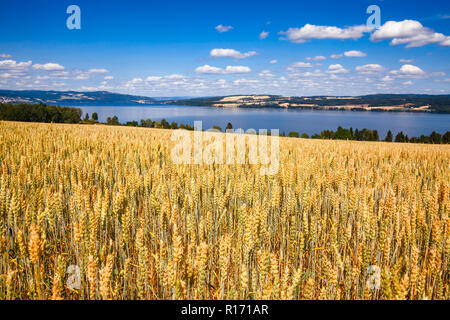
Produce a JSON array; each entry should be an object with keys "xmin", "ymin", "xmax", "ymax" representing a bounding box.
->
[
  {"xmin": 291, "ymin": 62, "xmax": 313, "ymax": 68},
  {"xmin": 215, "ymin": 24, "xmax": 233, "ymax": 33},
  {"xmin": 344, "ymin": 50, "xmax": 366, "ymax": 57},
  {"xmin": 233, "ymin": 79, "xmax": 259, "ymax": 85},
  {"xmin": 403, "ymin": 81, "xmax": 413, "ymax": 85},
  {"xmin": 355, "ymin": 64, "xmax": 385, "ymax": 73},
  {"xmin": 371, "ymin": 20, "xmax": 450, "ymax": 47},
  {"xmin": 280, "ymin": 24, "xmax": 372, "ymax": 43},
  {"xmin": 104, "ymin": 76, "xmax": 114, "ymax": 80},
  {"xmin": 195, "ymin": 65, "xmax": 223, "ymax": 74},
  {"xmin": 144, "ymin": 74, "xmax": 185, "ymax": 82},
  {"xmin": 210, "ymin": 48, "xmax": 258, "ymax": 59},
  {"xmin": 0, "ymin": 59, "xmax": 32, "ymax": 72},
  {"xmin": 32, "ymin": 63, "xmax": 65, "ymax": 71},
  {"xmin": 74, "ymin": 74, "xmax": 89, "ymax": 80},
  {"xmin": 301, "ymin": 70, "xmax": 326, "ymax": 77},
  {"xmin": 258, "ymin": 70, "xmax": 275, "ymax": 78},
  {"xmin": 164, "ymin": 74, "xmax": 185, "ymax": 79},
  {"xmin": 195, "ymin": 64, "xmax": 251, "ymax": 74},
  {"xmin": 330, "ymin": 51, "xmax": 366, "ymax": 59},
  {"xmin": 269, "ymin": 60, "xmax": 278, "ymax": 64},
  {"xmin": 259, "ymin": 31, "xmax": 269, "ymax": 40},
  {"xmin": 130, "ymin": 78, "xmax": 144, "ymax": 84},
  {"xmin": 225, "ymin": 66, "xmax": 251, "ymax": 74},
  {"xmin": 390, "ymin": 64, "xmax": 426, "ymax": 78},
  {"xmin": 146, "ymin": 76, "xmax": 162, "ymax": 82},
  {"xmin": 88, "ymin": 68, "xmax": 109, "ymax": 74},
  {"xmin": 327, "ymin": 64, "xmax": 349, "ymax": 74},
  {"xmin": 0, "ymin": 54, "xmax": 12, "ymax": 59},
  {"xmin": 306, "ymin": 56, "xmax": 326, "ymax": 61},
  {"xmin": 399, "ymin": 59, "xmax": 413, "ymax": 63}
]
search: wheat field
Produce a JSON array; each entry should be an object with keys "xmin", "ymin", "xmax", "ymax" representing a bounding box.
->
[{"xmin": 0, "ymin": 121, "xmax": 448, "ymax": 300}]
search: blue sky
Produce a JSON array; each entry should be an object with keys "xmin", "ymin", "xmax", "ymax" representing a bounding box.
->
[{"xmin": 0, "ymin": 0, "xmax": 449, "ymax": 97}]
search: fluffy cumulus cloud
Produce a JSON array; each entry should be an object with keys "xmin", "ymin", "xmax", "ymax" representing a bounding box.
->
[
  {"xmin": 330, "ymin": 54, "xmax": 343, "ymax": 59},
  {"xmin": 210, "ymin": 48, "xmax": 258, "ymax": 59},
  {"xmin": 164, "ymin": 74, "xmax": 185, "ymax": 79},
  {"xmin": 233, "ymin": 79, "xmax": 259, "ymax": 85},
  {"xmin": 0, "ymin": 59, "xmax": 32, "ymax": 72},
  {"xmin": 130, "ymin": 78, "xmax": 143, "ymax": 84},
  {"xmin": 330, "ymin": 51, "xmax": 366, "ymax": 59},
  {"xmin": 327, "ymin": 64, "xmax": 349, "ymax": 74},
  {"xmin": 195, "ymin": 64, "xmax": 251, "ymax": 74},
  {"xmin": 356, "ymin": 64, "xmax": 385, "ymax": 73},
  {"xmin": 123, "ymin": 74, "xmax": 189, "ymax": 91},
  {"xmin": 215, "ymin": 24, "xmax": 233, "ymax": 33},
  {"xmin": 72, "ymin": 68, "xmax": 109, "ymax": 80},
  {"xmin": 280, "ymin": 24, "xmax": 372, "ymax": 43},
  {"xmin": 258, "ymin": 70, "xmax": 275, "ymax": 78},
  {"xmin": 146, "ymin": 76, "xmax": 162, "ymax": 82},
  {"xmin": 290, "ymin": 62, "xmax": 313, "ymax": 68},
  {"xmin": 389, "ymin": 64, "xmax": 426, "ymax": 78},
  {"xmin": 344, "ymin": 50, "xmax": 366, "ymax": 57},
  {"xmin": 0, "ymin": 54, "xmax": 12, "ymax": 59},
  {"xmin": 306, "ymin": 56, "xmax": 326, "ymax": 61},
  {"xmin": 32, "ymin": 63, "xmax": 65, "ymax": 71},
  {"xmin": 88, "ymin": 68, "xmax": 109, "ymax": 74},
  {"xmin": 259, "ymin": 31, "xmax": 269, "ymax": 40},
  {"xmin": 371, "ymin": 20, "xmax": 450, "ymax": 48}
]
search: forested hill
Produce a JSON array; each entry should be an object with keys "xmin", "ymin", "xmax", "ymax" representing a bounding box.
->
[
  {"xmin": 0, "ymin": 90, "xmax": 155, "ymax": 105},
  {"xmin": 166, "ymin": 94, "xmax": 450, "ymax": 113},
  {"xmin": 1, "ymin": 90, "xmax": 450, "ymax": 112}
]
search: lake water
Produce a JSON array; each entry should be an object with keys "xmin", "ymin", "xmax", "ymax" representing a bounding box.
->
[{"xmin": 78, "ymin": 105, "xmax": 450, "ymax": 137}]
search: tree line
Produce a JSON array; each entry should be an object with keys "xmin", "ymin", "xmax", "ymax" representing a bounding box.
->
[
  {"xmin": 286, "ymin": 126, "xmax": 450, "ymax": 144},
  {"xmin": 0, "ymin": 103, "xmax": 82, "ymax": 123},
  {"xmin": 1, "ymin": 104, "xmax": 449, "ymax": 144}
]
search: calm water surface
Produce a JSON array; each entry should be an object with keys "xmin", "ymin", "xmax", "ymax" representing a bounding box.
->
[{"xmin": 78, "ymin": 105, "xmax": 450, "ymax": 137}]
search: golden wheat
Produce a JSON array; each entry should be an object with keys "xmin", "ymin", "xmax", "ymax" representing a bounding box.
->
[{"xmin": 0, "ymin": 121, "xmax": 448, "ymax": 300}]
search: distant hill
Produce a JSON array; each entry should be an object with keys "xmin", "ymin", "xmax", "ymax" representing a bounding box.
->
[
  {"xmin": 1, "ymin": 90, "xmax": 450, "ymax": 113},
  {"xmin": 0, "ymin": 90, "xmax": 156, "ymax": 106},
  {"xmin": 165, "ymin": 94, "xmax": 450, "ymax": 113}
]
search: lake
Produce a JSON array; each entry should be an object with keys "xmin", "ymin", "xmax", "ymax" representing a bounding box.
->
[{"xmin": 78, "ymin": 105, "xmax": 450, "ymax": 137}]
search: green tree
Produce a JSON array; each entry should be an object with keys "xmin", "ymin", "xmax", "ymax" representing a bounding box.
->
[
  {"xmin": 92, "ymin": 112, "xmax": 98, "ymax": 121},
  {"xmin": 161, "ymin": 118, "xmax": 169, "ymax": 129},
  {"xmin": 443, "ymin": 131, "xmax": 450, "ymax": 144},
  {"xmin": 301, "ymin": 133, "xmax": 309, "ymax": 139},
  {"xmin": 429, "ymin": 131, "xmax": 442, "ymax": 144},
  {"xmin": 384, "ymin": 130, "xmax": 393, "ymax": 142},
  {"xmin": 395, "ymin": 131, "xmax": 405, "ymax": 143}
]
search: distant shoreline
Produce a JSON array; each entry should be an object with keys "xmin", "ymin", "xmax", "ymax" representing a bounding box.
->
[{"xmin": 74, "ymin": 103, "xmax": 448, "ymax": 114}]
